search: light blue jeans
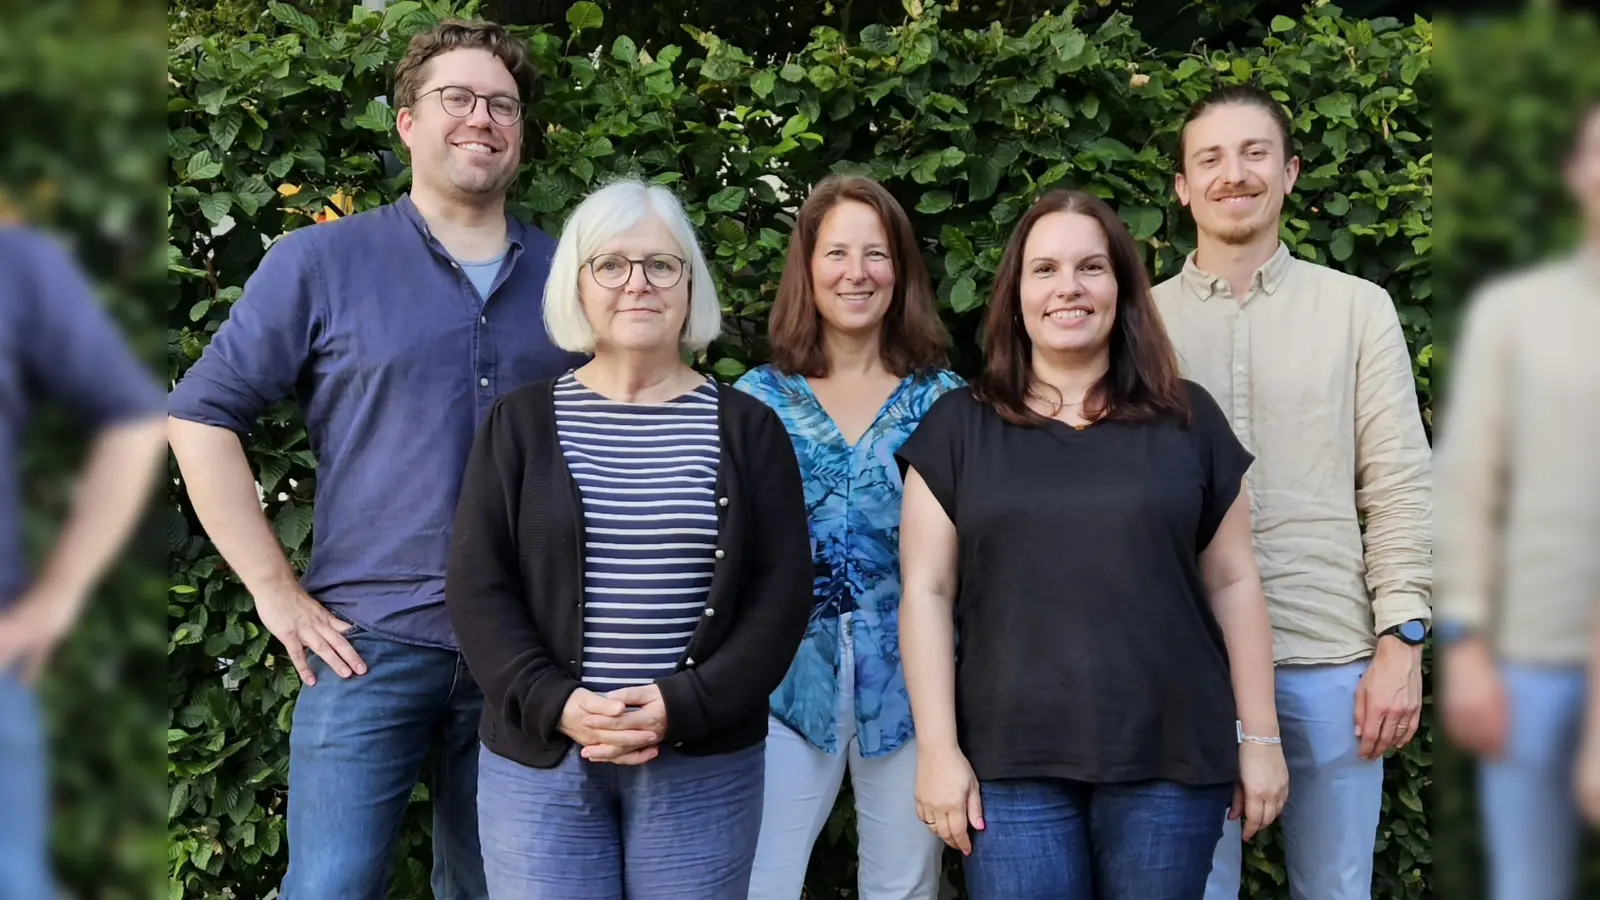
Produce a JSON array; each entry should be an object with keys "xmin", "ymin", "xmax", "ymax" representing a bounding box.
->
[
  {"xmin": 0, "ymin": 672, "xmax": 51, "ymax": 900},
  {"xmin": 1476, "ymin": 664, "xmax": 1587, "ymax": 900},
  {"xmin": 280, "ymin": 626, "xmax": 487, "ymax": 899},
  {"xmin": 747, "ymin": 625, "xmax": 944, "ymax": 899},
  {"xmin": 1204, "ymin": 660, "xmax": 1384, "ymax": 900},
  {"xmin": 478, "ymin": 740, "xmax": 766, "ymax": 900}
]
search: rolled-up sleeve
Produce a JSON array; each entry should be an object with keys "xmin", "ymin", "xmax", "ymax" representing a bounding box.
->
[
  {"xmin": 13, "ymin": 229, "xmax": 163, "ymax": 427},
  {"xmin": 1352, "ymin": 289, "xmax": 1434, "ymax": 634},
  {"xmin": 167, "ymin": 232, "xmax": 321, "ymax": 434}
]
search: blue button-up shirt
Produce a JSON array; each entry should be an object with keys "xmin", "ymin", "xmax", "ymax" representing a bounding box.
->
[
  {"xmin": 168, "ymin": 195, "xmax": 586, "ymax": 648},
  {"xmin": 0, "ymin": 226, "xmax": 165, "ymax": 606},
  {"xmin": 734, "ymin": 365, "xmax": 965, "ymax": 756}
]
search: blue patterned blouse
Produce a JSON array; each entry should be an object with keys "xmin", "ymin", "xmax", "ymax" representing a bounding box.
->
[{"xmin": 733, "ymin": 364, "xmax": 966, "ymax": 757}]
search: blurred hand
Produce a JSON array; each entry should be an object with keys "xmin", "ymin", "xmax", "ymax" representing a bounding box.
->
[
  {"xmin": 255, "ymin": 585, "xmax": 366, "ymax": 685},
  {"xmin": 1233, "ymin": 742, "xmax": 1290, "ymax": 841},
  {"xmin": 1576, "ymin": 724, "xmax": 1600, "ymax": 827},
  {"xmin": 0, "ymin": 582, "xmax": 83, "ymax": 682},
  {"xmin": 1355, "ymin": 637, "xmax": 1424, "ymax": 760},
  {"xmin": 1440, "ymin": 637, "xmax": 1508, "ymax": 760},
  {"xmin": 915, "ymin": 744, "xmax": 984, "ymax": 856},
  {"xmin": 560, "ymin": 687, "xmax": 659, "ymax": 765}
]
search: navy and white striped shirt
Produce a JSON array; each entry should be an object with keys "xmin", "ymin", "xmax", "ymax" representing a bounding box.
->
[{"xmin": 553, "ymin": 371, "xmax": 722, "ymax": 689}]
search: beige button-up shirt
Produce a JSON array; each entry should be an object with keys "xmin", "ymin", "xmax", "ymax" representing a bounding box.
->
[
  {"xmin": 1433, "ymin": 251, "xmax": 1600, "ymax": 666},
  {"xmin": 1152, "ymin": 243, "xmax": 1433, "ymax": 666}
]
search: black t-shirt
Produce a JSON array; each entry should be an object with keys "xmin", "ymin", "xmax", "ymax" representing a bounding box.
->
[{"xmin": 894, "ymin": 380, "xmax": 1253, "ymax": 787}]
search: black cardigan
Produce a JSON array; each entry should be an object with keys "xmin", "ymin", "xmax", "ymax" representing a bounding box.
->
[{"xmin": 444, "ymin": 376, "xmax": 813, "ymax": 769}]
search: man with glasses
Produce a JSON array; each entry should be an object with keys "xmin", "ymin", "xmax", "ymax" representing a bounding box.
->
[{"xmin": 168, "ymin": 19, "xmax": 586, "ymax": 899}]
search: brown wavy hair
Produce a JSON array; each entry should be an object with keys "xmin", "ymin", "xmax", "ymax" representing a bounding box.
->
[
  {"xmin": 972, "ymin": 189, "xmax": 1189, "ymax": 428},
  {"xmin": 393, "ymin": 19, "xmax": 535, "ymax": 110},
  {"xmin": 768, "ymin": 175, "xmax": 949, "ymax": 377}
]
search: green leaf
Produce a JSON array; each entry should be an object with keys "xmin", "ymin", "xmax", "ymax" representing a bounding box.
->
[
  {"xmin": 272, "ymin": 503, "xmax": 314, "ymax": 552},
  {"xmin": 352, "ymin": 99, "xmax": 396, "ymax": 133},
  {"xmin": 707, "ymin": 186, "xmax": 747, "ymax": 213},
  {"xmin": 267, "ymin": 0, "xmax": 320, "ymax": 35},
  {"xmin": 612, "ymin": 35, "xmax": 638, "ymax": 64},
  {"xmin": 581, "ymin": 136, "xmax": 614, "ymax": 158},
  {"xmin": 199, "ymin": 192, "xmax": 234, "ymax": 225},
  {"xmin": 779, "ymin": 62, "xmax": 806, "ymax": 83},
  {"xmin": 751, "ymin": 71, "xmax": 776, "ymax": 99},
  {"xmin": 950, "ymin": 274, "xmax": 981, "ymax": 312},
  {"xmin": 711, "ymin": 357, "xmax": 747, "ymax": 378},
  {"xmin": 1314, "ymin": 93, "xmax": 1356, "ymax": 122},
  {"xmin": 189, "ymin": 300, "xmax": 212, "ymax": 322},
  {"xmin": 209, "ymin": 112, "xmax": 242, "ymax": 151},
  {"xmin": 781, "ymin": 113, "xmax": 811, "ymax": 140},
  {"xmin": 1330, "ymin": 229, "xmax": 1355, "ymax": 261},
  {"xmin": 566, "ymin": 1, "xmax": 604, "ymax": 32},
  {"xmin": 1324, "ymin": 194, "xmax": 1351, "ymax": 216},
  {"xmin": 916, "ymin": 191, "xmax": 954, "ymax": 214},
  {"xmin": 1118, "ymin": 206, "xmax": 1162, "ymax": 240},
  {"xmin": 185, "ymin": 150, "xmax": 223, "ymax": 182},
  {"xmin": 1271, "ymin": 15, "xmax": 1298, "ymax": 32}
]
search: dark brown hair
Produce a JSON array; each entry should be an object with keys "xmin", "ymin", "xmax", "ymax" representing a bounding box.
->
[
  {"xmin": 1178, "ymin": 83, "xmax": 1296, "ymax": 171},
  {"xmin": 768, "ymin": 175, "xmax": 949, "ymax": 377},
  {"xmin": 393, "ymin": 18, "xmax": 535, "ymax": 110},
  {"xmin": 972, "ymin": 189, "xmax": 1189, "ymax": 428}
]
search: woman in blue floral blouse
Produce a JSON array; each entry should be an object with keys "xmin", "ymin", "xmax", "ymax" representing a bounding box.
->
[{"xmin": 737, "ymin": 175, "xmax": 964, "ymax": 899}]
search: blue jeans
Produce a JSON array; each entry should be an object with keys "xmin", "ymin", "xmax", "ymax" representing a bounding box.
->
[
  {"xmin": 964, "ymin": 777, "xmax": 1232, "ymax": 900},
  {"xmin": 477, "ymin": 740, "xmax": 766, "ymax": 900},
  {"xmin": 1204, "ymin": 661, "xmax": 1383, "ymax": 900},
  {"xmin": 280, "ymin": 627, "xmax": 487, "ymax": 899},
  {"xmin": 0, "ymin": 673, "xmax": 51, "ymax": 900},
  {"xmin": 1477, "ymin": 664, "xmax": 1587, "ymax": 900}
]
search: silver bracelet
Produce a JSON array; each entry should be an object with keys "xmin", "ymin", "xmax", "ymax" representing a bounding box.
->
[{"xmin": 1237, "ymin": 720, "xmax": 1282, "ymax": 745}]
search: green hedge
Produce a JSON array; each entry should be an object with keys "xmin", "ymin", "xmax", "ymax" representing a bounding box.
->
[{"xmin": 167, "ymin": 2, "xmax": 1432, "ymax": 897}]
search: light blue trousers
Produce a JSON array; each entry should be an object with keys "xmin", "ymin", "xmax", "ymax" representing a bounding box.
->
[
  {"xmin": 1204, "ymin": 660, "xmax": 1385, "ymax": 900},
  {"xmin": 1476, "ymin": 664, "xmax": 1587, "ymax": 900},
  {"xmin": 746, "ymin": 625, "xmax": 944, "ymax": 900}
]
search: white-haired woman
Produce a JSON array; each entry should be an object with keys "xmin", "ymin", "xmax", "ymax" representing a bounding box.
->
[{"xmin": 444, "ymin": 178, "xmax": 814, "ymax": 899}]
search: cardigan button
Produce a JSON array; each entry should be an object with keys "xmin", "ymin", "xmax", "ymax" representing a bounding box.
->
[
  {"xmin": 714, "ymin": 549, "xmax": 725, "ymax": 559},
  {"xmin": 685, "ymin": 657, "xmax": 695, "ymax": 666},
  {"xmin": 718, "ymin": 496, "xmax": 729, "ymax": 507},
  {"xmin": 703, "ymin": 608, "xmax": 715, "ymax": 617}
]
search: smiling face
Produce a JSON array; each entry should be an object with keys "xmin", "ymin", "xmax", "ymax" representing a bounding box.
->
[
  {"xmin": 1176, "ymin": 102, "xmax": 1299, "ymax": 246},
  {"xmin": 809, "ymin": 199, "xmax": 896, "ymax": 340},
  {"xmin": 578, "ymin": 213, "xmax": 691, "ymax": 355},
  {"xmin": 397, "ymin": 47, "xmax": 522, "ymax": 204},
  {"xmin": 1018, "ymin": 211, "xmax": 1119, "ymax": 359}
]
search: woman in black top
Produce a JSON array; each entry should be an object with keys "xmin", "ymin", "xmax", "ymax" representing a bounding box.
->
[
  {"xmin": 895, "ymin": 189, "xmax": 1288, "ymax": 900},
  {"xmin": 444, "ymin": 178, "xmax": 813, "ymax": 899}
]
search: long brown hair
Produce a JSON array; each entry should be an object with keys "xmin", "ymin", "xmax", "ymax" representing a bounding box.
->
[
  {"xmin": 768, "ymin": 175, "xmax": 949, "ymax": 377},
  {"xmin": 972, "ymin": 189, "xmax": 1189, "ymax": 428}
]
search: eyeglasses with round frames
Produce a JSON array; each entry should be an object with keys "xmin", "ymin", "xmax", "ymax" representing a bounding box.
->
[
  {"xmin": 584, "ymin": 253, "xmax": 688, "ymax": 289},
  {"xmin": 416, "ymin": 85, "xmax": 523, "ymax": 127}
]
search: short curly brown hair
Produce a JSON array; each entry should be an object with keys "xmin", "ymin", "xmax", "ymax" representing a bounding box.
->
[{"xmin": 392, "ymin": 18, "xmax": 535, "ymax": 111}]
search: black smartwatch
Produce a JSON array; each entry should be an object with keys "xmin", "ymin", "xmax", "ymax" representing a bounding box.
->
[{"xmin": 1380, "ymin": 619, "xmax": 1429, "ymax": 646}]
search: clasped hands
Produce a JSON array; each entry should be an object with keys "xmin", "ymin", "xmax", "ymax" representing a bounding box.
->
[{"xmin": 559, "ymin": 684, "xmax": 669, "ymax": 765}]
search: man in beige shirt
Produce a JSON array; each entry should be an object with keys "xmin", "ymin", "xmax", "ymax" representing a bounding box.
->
[
  {"xmin": 1152, "ymin": 85, "xmax": 1432, "ymax": 900},
  {"xmin": 1438, "ymin": 102, "xmax": 1600, "ymax": 900}
]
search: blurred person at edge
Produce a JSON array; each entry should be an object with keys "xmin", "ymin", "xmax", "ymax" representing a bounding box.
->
[
  {"xmin": 444, "ymin": 178, "xmax": 813, "ymax": 899},
  {"xmin": 897, "ymin": 189, "xmax": 1287, "ymax": 899},
  {"xmin": 166, "ymin": 19, "xmax": 586, "ymax": 899},
  {"xmin": 0, "ymin": 224, "xmax": 166, "ymax": 898},
  {"xmin": 1439, "ymin": 100, "xmax": 1600, "ymax": 900},
  {"xmin": 1152, "ymin": 85, "xmax": 1433, "ymax": 900},
  {"xmin": 736, "ymin": 175, "xmax": 962, "ymax": 900}
]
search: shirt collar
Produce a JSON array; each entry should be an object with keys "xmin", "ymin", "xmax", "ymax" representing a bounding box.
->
[
  {"xmin": 395, "ymin": 191, "xmax": 526, "ymax": 252},
  {"xmin": 1179, "ymin": 241, "xmax": 1295, "ymax": 301}
]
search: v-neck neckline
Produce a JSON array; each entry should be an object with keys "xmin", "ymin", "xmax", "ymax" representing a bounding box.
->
[{"xmin": 794, "ymin": 372, "xmax": 913, "ymax": 451}]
